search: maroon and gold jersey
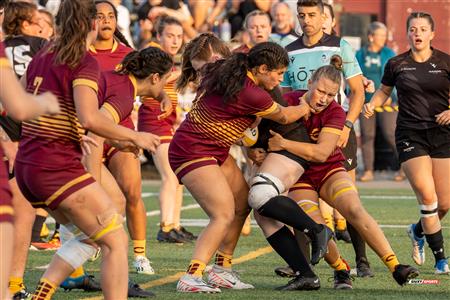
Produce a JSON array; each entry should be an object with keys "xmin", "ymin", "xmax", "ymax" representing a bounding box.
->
[
  {"xmin": 89, "ymin": 40, "xmax": 134, "ymax": 129},
  {"xmin": 138, "ymin": 41, "xmax": 177, "ymax": 139},
  {"xmin": 17, "ymin": 49, "xmax": 100, "ymax": 168},
  {"xmin": 88, "ymin": 40, "xmax": 133, "ymax": 72},
  {"xmin": 284, "ymin": 91, "xmax": 346, "ymax": 164},
  {"xmin": 169, "ymin": 76, "xmax": 277, "ymax": 169},
  {"xmin": 98, "ymin": 70, "xmax": 136, "ymax": 124},
  {"xmin": 138, "ymin": 76, "xmax": 178, "ymax": 134}
]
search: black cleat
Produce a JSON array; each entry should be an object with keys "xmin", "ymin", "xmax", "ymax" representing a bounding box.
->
[
  {"xmin": 178, "ymin": 226, "xmax": 197, "ymax": 240},
  {"xmin": 13, "ymin": 289, "xmax": 32, "ymax": 300},
  {"xmin": 274, "ymin": 266, "xmax": 296, "ymax": 278},
  {"xmin": 356, "ymin": 257, "xmax": 374, "ymax": 278},
  {"xmin": 309, "ymin": 225, "xmax": 333, "ymax": 265},
  {"xmin": 275, "ymin": 275, "xmax": 320, "ymax": 291},
  {"xmin": 335, "ymin": 229, "xmax": 352, "ymax": 243},
  {"xmin": 60, "ymin": 275, "xmax": 101, "ymax": 292},
  {"xmin": 128, "ymin": 280, "xmax": 156, "ymax": 298},
  {"xmin": 156, "ymin": 228, "xmax": 187, "ymax": 243},
  {"xmin": 333, "ymin": 270, "xmax": 353, "ymax": 290},
  {"xmin": 392, "ymin": 264, "xmax": 419, "ymax": 286}
]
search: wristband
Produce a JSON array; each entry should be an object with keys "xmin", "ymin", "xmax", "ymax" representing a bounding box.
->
[{"xmin": 344, "ymin": 120, "xmax": 353, "ymax": 129}]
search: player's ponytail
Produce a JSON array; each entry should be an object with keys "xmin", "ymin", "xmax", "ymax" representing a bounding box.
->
[
  {"xmin": 53, "ymin": 0, "xmax": 97, "ymax": 68},
  {"xmin": 310, "ymin": 54, "xmax": 342, "ymax": 86},
  {"xmin": 201, "ymin": 42, "xmax": 289, "ymax": 105},
  {"xmin": 117, "ymin": 46, "xmax": 173, "ymax": 79}
]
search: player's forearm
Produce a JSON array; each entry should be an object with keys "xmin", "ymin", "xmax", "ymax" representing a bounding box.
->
[
  {"xmin": 369, "ymin": 88, "xmax": 390, "ymax": 107},
  {"xmin": 83, "ymin": 133, "xmax": 104, "ymax": 182},
  {"xmin": 346, "ymin": 85, "xmax": 365, "ymax": 123},
  {"xmin": 81, "ymin": 111, "xmax": 138, "ymax": 143},
  {"xmin": 283, "ymin": 140, "xmax": 330, "ymax": 163}
]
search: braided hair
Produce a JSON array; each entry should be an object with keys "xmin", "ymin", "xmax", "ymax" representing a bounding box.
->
[
  {"xmin": 176, "ymin": 33, "xmax": 230, "ymax": 92},
  {"xmin": 201, "ymin": 42, "xmax": 289, "ymax": 105},
  {"xmin": 116, "ymin": 46, "xmax": 173, "ymax": 79}
]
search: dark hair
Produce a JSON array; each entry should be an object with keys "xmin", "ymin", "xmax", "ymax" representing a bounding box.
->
[
  {"xmin": 53, "ymin": 0, "xmax": 97, "ymax": 68},
  {"xmin": 407, "ymin": 12, "xmax": 434, "ymax": 31},
  {"xmin": 116, "ymin": 46, "xmax": 173, "ymax": 79},
  {"xmin": 310, "ymin": 54, "xmax": 342, "ymax": 85},
  {"xmin": 201, "ymin": 42, "xmax": 289, "ymax": 105},
  {"xmin": 2, "ymin": 1, "xmax": 37, "ymax": 36},
  {"xmin": 297, "ymin": 0, "xmax": 324, "ymax": 12},
  {"xmin": 0, "ymin": 0, "xmax": 9, "ymax": 9},
  {"xmin": 94, "ymin": 0, "xmax": 133, "ymax": 48},
  {"xmin": 156, "ymin": 15, "xmax": 182, "ymax": 36},
  {"xmin": 176, "ymin": 33, "xmax": 231, "ymax": 92}
]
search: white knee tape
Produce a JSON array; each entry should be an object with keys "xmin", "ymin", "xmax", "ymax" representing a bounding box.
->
[
  {"xmin": 56, "ymin": 237, "xmax": 97, "ymax": 269},
  {"xmin": 420, "ymin": 202, "xmax": 438, "ymax": 218},
  {"xmin": 61, "ymin": 224, "xmax": 89, "ymax": 244},
  {"xmin": 248, "ymin": 173, "xmax": 285, "ymax": 210}
]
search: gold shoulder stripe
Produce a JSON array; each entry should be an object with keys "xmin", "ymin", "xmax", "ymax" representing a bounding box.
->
[
  {"xmin": 0, "ymin": 58, "xmax": 11, "ymax": 68},
  {"xmin": 0, "ymin": 205, "xmax": 14, "ymax": 215},
  {"xmin": 255, "ymin": 102, "xmax": 278, "ymax": 117},
  {"xmin": 73, "ymin": 79, "xmax": 98, "ymax": 93},
  {"xmin": 101, "ymin": 103, "xmax": 120, "ymax": 124},
  {"xmin": 322, "ymin": 127, "xmax": 342, "ymax": 136}
]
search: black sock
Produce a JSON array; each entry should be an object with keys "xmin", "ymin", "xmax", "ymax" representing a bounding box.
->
[
  {"xmin": 425, "ymin": 230, "xmax": 446, "ymax": 262},
  {"xmin": 347, "ymin": 222, "xmax": 367, "ymax": 263},
  {"xmin": 294, "ymin": 229, "xmax": 311, "ymax": 262},
  {"xmin": 258, "ymin": 195, "xmax": 323, "ymax": 234},
  {"xmin": 414, "ymin": 220, "xmax": 424, "ymax": 238},
  {"xmin": 266, "ymin": 226, "xmax": 315, "ymax": 277},
  {"xmin": 31, "ymin": 215, "xmax": 46, "ymax": 242},
  {"xmin": 54, "ymin": 223, "xmax": 60, "ymax": 233}
]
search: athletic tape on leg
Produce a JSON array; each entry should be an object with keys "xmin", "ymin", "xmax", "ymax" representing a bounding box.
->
[
  {"xmin": 56, "ymin": 238, "xmax": 97, "ymax": 269},
  {"xmin": 420, "ymin": 202, "xmax": 438, "ymax": 218},
  {"xmin": 248, "ymin": 173, "xmax": 285, "ymax": 210}
]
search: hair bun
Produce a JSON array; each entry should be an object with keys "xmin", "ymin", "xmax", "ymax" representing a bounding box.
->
[{"xmin": 330, "ymin": 54, "xmax": 343, "ymax": 71}]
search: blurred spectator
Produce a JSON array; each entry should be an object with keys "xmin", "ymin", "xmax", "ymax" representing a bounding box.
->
[
  {"xmin": 110, "ymin": 0, "xmax": 135, "ymax": 47},
  {"xmin": 356, "ymin": 21, "xmax": 403, "ymax": 181},
  {"xmin": 233, "ymin": 9, "xmax": 271, "ymax": 52},
  {"xmin": 37, "ymin": 8, "xmax": 53, "ymax": 39},
  {"xmin": 228, "ymin": 0, "xmax": 276, "ymax": 37},
  {"xmin": 270, "ymin": 1, "xmax": 298, "ymax": 47},
  {"xmin": 189, "ymin": 0, "xmax": 227, "ymax": 32},
  {"xmin": 137, "ymin": 0, "xmax": 196, "ymax": 40}
]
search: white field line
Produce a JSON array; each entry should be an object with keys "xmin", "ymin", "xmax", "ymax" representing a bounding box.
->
[{"xmin": 45, "ymin": 193, "xmax": 416, "ymax": 224}]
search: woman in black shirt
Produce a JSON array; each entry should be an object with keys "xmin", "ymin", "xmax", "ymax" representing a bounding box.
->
[{"xmin": 364, "ymin": 12, "xmax": 449, "ymax": 274}]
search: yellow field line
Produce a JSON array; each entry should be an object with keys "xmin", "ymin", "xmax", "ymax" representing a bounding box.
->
[{"xmin": 81, "ymin": 246, "xmax": 273, "ymax": 300}]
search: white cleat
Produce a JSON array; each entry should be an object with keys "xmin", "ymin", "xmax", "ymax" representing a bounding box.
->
[
  {"xmin": 207, "ymin": 265, "xmax": 254, "ymax": 289},
  {"xmin": 434, "ymin": 259, "xmax": 450, "ymax": 275},
  {"xmin": 406, "ymin": 224, "xmax": 425, "ymax": 265},
  {"xmin": 133, "ymin": 256, "xmax": 155, "ymax": 275},
  {"xmin": 177, "ymin": 274, "xmax": 221, "ymax": 293}
]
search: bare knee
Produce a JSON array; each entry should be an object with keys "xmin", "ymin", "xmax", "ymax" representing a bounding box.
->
[{"xmin": 210, "ymin": 209, "xmax": 235, "ymax": 227}]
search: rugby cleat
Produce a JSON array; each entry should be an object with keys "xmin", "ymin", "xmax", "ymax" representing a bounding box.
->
[
  {"xmin": 274, "ymin": 266, "xmax": 296, "ymax": 278},
  {"xmin": 309, "ymin": 224, "xmax": 333, "ymax": 265},
  {"xmin": 207, "ymin": 265, "xmax": 254, "ymax": 289},
  {"xmin": 333, "ymin": 270, "xmax": 353, "ymax": 290},
  {"xmin": 133, "ymin": 256, "xmax": 155, "ymax": 275},
  {"xmin": 128, "ymin": 280, "xmax": 155, "ymax": 298},
  {"xmin": 12, "ymin": 289, "xmax": 32, "ymax": 300},
  {"xmin": 275, "ymin": 275, "xmax": 320, "ymax": 291},
  {"xmin": 434, "ymin": 258, "xmax": 450, "ymax": 275},
  {"xmin": 406, "ymin": 224, "xmax": 425, "ymax": 265},
  {"xmin": 60, "ymin": 275, "xmax": 101, "ymax": 292},
  {"xmin": 356, "ymin": 257, "xmax": 374, "ymax": 278},
  {"xmin": 177, "ymin": 274, "xmax": 221, "ymax": 293},
  {"xmin": 392, "ymin": 264, "xmax": 419, "ymax": 286}
]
